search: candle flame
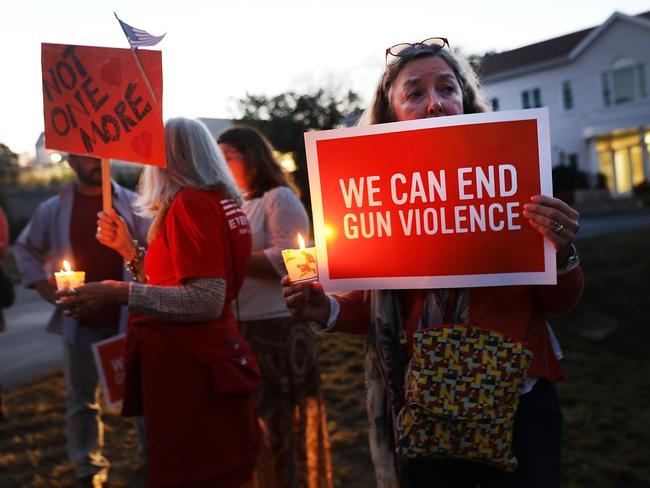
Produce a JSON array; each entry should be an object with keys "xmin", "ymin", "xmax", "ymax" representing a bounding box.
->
[
  {"xmin": 297, "ymin": 233, "xmax": 306, "ymax": 250},
  {"xmin": 62, "ymin": 260, "xmax": 72, "ymax": 273}
]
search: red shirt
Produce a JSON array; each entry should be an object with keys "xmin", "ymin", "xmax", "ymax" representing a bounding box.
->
[
  {"xmin": 124, "ymin": 188, "xmax": 256, "ymax": 486},
  {"xmin": 143, "ymin": 188, "xmax": 250, "ymax": 295},
  {"xmin": 129, "ymin": 186, "xmax": 252, "ymax": 355},
  {"xmin": 69, "ymin": 189, "xmax": 123, "ymax": 328}
]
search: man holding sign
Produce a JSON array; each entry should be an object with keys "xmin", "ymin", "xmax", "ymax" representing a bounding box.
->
[
  {"xmin": 14, "ymin": 155, "xmax": 150, "ymax": 487},
  {"xmin": 284, "ymin": 39, "xmax": 583, "ymax": 488}
]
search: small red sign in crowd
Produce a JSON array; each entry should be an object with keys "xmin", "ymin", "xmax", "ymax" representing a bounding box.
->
[{"xmin": 92, "ymin": 334, "xmax": 126, "ymax": 409}]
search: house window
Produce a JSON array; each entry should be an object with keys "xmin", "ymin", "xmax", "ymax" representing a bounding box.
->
[
  {"xmin": 568, "ymin": 153, "xmax": 578, "ymax": 168},
  {"xmin": 521, "ymin": 88, "xmax": 542, "ymax": 109},
  {"xmin": 613, "ymin": 67, "xmax": 635, "ymax": 104},
  {"xmin": 601, "ymin": 73, "xmax": 611, "ymax": 106},
  {"xmin": 602, "ymin": 59, "xmax": 647, "ymax": 106},
  {"xmin": 491, "ymin": 98, "xmax": 499, "ymax": 111},
  {"xmin": 562, "ymin": 81, "xmax": 574, "ymax": 110},
  {"xmin": 636, "ymin": 64, "xmax": 648, "ymax": 98}
]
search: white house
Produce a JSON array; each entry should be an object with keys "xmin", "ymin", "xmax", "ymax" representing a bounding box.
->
[
  {"xmin": 480, "ymin": 10, "xmax": 650, "ymax": 196},
  {"xmin": 199, "ymin": 117, "xmax": 233, "ymax": 140},
  {"xmin": 34, "ymin": 132, "xmax": 65, "ymax": 166}
]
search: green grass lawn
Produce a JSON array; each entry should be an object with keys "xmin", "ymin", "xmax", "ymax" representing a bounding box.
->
[{"xmin": 1, "ymin": 228, "xmax": 649, "ymax": 487}]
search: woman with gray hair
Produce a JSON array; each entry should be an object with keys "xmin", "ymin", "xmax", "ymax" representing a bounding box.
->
[
  {"xmin": 283, "ymin": 39, "xmax": 583, "ymax": 487},
  {"xmin": 58, "ymin": 117, "xmax": 260, "ymax": 488}
]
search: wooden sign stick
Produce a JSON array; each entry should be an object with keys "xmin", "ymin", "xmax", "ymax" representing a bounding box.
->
[{"xmin": 101, "ymin": 158, "xmax": 112, "ymax": 213}]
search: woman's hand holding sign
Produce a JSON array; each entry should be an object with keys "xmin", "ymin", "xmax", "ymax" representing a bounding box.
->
[
  {"xmin": 96, "ymin": 209, "xmax": 136, "ymax": 260},
  {"xmin": 523, "ymin": 194, "xmax": 580, "ymax": 267}
]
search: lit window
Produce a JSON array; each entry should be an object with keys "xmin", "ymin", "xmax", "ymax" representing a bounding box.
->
[
  {"xmin": 614, "ymin": 149, "xmax": 632, "ymax": 193},
  {"xmin": 598, "ymin": 151, "xmax": 615, "ymax": 192}
]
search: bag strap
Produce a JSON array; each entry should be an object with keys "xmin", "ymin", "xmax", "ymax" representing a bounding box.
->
[
  {"xmin": 402, "ymin": 290, "xmax": 426, "ymax": 355},
  {"xmin": 443, "ymin": 289, "xmax": 458, "ymax": 323}
]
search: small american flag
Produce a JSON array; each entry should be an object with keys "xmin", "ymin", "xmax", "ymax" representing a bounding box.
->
[{"xmin": 114, "ymin": 13, "xmax": 165, "ymax": 49}]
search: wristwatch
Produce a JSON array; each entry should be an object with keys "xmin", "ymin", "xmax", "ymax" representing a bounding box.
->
[{"xmin": 557, "ymin": 243, "xmax": 579, "ymax": 275}]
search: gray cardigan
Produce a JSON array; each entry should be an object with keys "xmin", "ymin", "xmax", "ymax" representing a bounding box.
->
[{"xmin": 14, "ymin": 181, "xmax": 150, "ymax": 344}]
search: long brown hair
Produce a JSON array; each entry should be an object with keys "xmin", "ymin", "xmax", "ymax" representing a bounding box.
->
[
  {"xmin": 360, "ymin": 46, "xmax": 492, "ymax": 125},
  {"xmin": 217, "ymin": 126, "xmax": 300, "ymax": 199}
]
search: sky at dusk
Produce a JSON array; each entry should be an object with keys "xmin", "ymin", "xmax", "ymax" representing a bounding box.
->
[{"xmin": 0, "ymin": 0, "xmax": 648, "ymax": 155}]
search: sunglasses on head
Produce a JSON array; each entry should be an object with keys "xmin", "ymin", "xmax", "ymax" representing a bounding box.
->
[{"xmin": 385, "ymin": 37, "xmax": 450, "ymax": 65}]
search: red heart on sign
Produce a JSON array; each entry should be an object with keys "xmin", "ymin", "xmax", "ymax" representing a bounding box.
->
[
  {"xmin": 132, "ymin": 131, "xmax": 153, "ymax": 159},
  {"xmin": 100, "ymin": 58, "xmax": 122, "ymax": 86}
]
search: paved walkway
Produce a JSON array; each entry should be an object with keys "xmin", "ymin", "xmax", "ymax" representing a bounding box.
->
[
  {"xmin": 2, "ymin": 209, "xmax": 650, "ymax": 390},
  {"xmin": 1, "ymin": 288, "xmax": 61, "ymax": 389},
  {"xmin": 578, "ymin": 209, "xmax": 650, "ymax": 239}
]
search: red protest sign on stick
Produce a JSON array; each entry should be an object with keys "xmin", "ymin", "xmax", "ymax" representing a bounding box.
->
[
  {"xmin": 92, "ymin": 333, "xmax": 126, "ymax": 409},
  {"xmin": 305, "ymin": 108, "xmax": 555, "ymax": 291},
  {"xmin": 41, "ymin": 43, "xmax": 165, "ymax": 167}
]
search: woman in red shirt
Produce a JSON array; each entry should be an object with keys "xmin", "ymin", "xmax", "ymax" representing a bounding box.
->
[{"xmin": 58, "ymin": 117, "xmax": 260, "ymax": 487}]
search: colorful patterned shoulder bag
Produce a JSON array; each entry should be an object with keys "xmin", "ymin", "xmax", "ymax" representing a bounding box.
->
[{"xmin": 396, "ymin": 291, "xmax": 533, "ymax": 472}]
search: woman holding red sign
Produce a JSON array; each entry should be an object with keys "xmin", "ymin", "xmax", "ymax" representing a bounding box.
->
[
  {"xmin": 58, "ymin": 117, "xmax": 260, "ymax": 488},
  {"xmin": 283, "ymin": 39, "xmax": 582, "ymax": 488}
]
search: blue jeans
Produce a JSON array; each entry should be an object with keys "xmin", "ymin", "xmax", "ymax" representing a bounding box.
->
[{"xmin": 406, "ymin": 379, "xmax": 563, "ymax": 488}]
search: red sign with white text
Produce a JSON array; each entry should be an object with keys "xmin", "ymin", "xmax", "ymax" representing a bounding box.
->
[
  {"xmin": 41, "ymin": 43, "xmax": 165, "ymax": 166},
  {"xmin": 305, "ymin": 109, "xmax": 555, "ymax": 291},
  {"xmin": 92, "ymin": 334, "xmax": 126, "ymax": 409}
]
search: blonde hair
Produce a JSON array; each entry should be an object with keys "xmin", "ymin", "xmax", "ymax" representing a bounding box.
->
[
  {"xmin": 359, "ymin": 47, "xmax": 492, "ymax": 126},
  {"xmin": 135, "ymin": 117, "xmax": 241, "ymax": 241}
]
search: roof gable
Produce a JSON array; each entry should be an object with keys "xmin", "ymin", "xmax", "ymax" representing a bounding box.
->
[{"xmin": 479, "ymin": 10, "xmax": 650, "ymax": 81}]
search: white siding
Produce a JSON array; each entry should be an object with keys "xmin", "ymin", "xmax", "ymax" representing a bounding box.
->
[{"xmin": 483, "ymin": 16, "xmax": 650, "ymax": 176}]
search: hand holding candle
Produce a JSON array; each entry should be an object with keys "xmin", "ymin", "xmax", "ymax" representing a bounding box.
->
[
  {"xmin": 54, "ymin": 260, "xmax": 85, "ymax": 292},
  {"xmin": 281, "ymin": 233, "xmax": 318, "ymax": 283}
]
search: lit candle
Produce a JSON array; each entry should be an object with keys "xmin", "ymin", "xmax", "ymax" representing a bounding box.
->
[
  {"xmin": 54, "ymin": 260, "xmax": 86, "ymax": 291},
  {"xmin": 281, "ymin": 233, "xmax": 318, "ymax": 283}
]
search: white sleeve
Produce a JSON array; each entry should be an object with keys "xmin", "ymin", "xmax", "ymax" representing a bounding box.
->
[
  {"xmin": 309, "ymin": 295, "xmax": 340, "ymax": 333},
  {"xmin": 261, "ymin": 187, "xmax": 310, "ymax": 276}
]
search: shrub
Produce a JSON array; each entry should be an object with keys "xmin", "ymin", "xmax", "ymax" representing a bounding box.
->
[
  {"xmin": 633, "ymin": 180, "xmax": 650, "ymax": 207},
  {"xmin": 552, "ymin": 164, "xmax": 590, "ymax": 204}
]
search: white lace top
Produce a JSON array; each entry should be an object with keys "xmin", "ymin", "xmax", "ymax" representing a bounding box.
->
[{"xmin": 237, "ymin": 186, "xmax": 309, "ymax": 320}]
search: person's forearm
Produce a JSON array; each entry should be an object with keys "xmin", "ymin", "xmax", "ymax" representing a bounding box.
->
[
  {"xmin": 128, "ymin": 278, "xmax": 226, "ymax": 323},
  {"xmin": 33, "ymin": 280, "xmax": 56, "ymax": 304},
  {"xmin": 535, "ymin": 266, "xmax": 584, "ymax": 315},
  {"xmin": 330, "ymin": 291, "xmax": 370, "ymax": 335}
]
